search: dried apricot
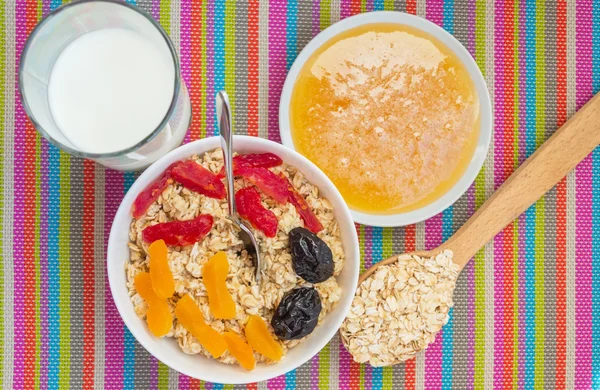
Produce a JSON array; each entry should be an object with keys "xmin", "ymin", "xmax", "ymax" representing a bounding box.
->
[
  {"xmin": 223, "ymin": 331, "xmax": 256, "ymax": 370},
  {"xmin": 146, "ymin": 300, "xmax": 172, "ymax": 337},
  {"xmin": 134, "ymin": 272, "xmax": 160, "ymax": 306},
  {"xmin": 142, "ymin": 214, "xmax": 214, "ymax": 246},
  {"xmin": 134, "ymin": 272, "xmax": 172, "ymax": 337},
  {"xmin": 174, "ymin": 294, "xmax": 227, "ymax": 358},
  {"xmin": 245, "ymin": 315, "xmax": 283, "ymax": 362},
  {"xmin": 203, "ymin": 252, "xmax": 236, "ymax": 319},
  {"xmin": 148, "ymin": 240, "xmax": 175, "ymax": 300}
]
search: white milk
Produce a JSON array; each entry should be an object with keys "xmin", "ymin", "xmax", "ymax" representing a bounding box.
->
[{"xmin": 48, "ymin": 28, "xmax": 180, "ymax": 155}]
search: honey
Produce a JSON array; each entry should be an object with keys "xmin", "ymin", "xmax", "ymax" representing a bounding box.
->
[{"xmin": 289, "ymin": 24, "xmax": 480, "ymax": 214}]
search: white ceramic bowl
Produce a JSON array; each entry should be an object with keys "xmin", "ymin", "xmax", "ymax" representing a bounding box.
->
[
  {"xmin": 279, "ymin": 11, "xmax": 492, "ymax": 227},
  {"xmin": 107, "ymin": 136, "xmax": 359, "ymax": 384}
]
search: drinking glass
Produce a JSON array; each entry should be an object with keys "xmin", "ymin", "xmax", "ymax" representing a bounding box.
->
[{"xmin": 19, "ymin": 0, "xmax": 191, "ymax": 171}]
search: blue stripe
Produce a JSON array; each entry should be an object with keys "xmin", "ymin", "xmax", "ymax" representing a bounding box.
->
[
  {"xmin": 213, "ymin": 1, "xmax": 226, "ymax": 135},
  {"xmin": 373, "ymin": 0, "xmax": 385, "ymax": 11},
  {"xmin": 592, "ymin": 2, "xmax": 600, "ymax": 383},
  {"xmin": 285, "ymin": 5, "xmax": 298, "ymax": 389},
  {"xmin": 47, "ymin": 145, "xmax": 60, "ymax": 390},
  {"xmin": 442, "ymin": 207, "xmax": 453, "ymax": 389},
  {"xmin": 443, "ymin": 0, "xmax": 455, "ymax": 35},
  {"xmin": 523, "ymin": 0, "xmax": 537, "ymax": 387},
  {"xmin": 286, "ymin": 0, "xmax": 298, "ymax": 70},
  {"xmin": 48, "ymin": 3, "xmax": 62, "ymax": 385},
  {"xmin": 123, "ymin": 172, "xmax": 136, "ymax": 389},
  {"xmin": 371, "ymin": 227, "xmax": 383, "ymax": 390}
]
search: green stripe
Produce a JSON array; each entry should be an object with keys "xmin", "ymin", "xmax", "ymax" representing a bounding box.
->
[
  {"xmin": 59, "ymin": 154, "xmax": 71, "ymax": 389},
  {"xmin": 34, "ymin": 4, "xmax": 42, "ymax": 387},
  {"xmin": 320, "ymin": 0, "xmax": 331, "ymax": 30},
  {"xmin": 157, "ymin": 362, "xmax": 169, "ymax": 389},
  {"xmin": 358, "ymin": 225, "xmax": 365, "ymax": 388},
  {"xmin": 0, "ymin": 0, "xmax": 5, "ymax": 386},
  {"xmin": 473, "ymin": 0, "xmax": 487, "ymax": 387},
  {"xmin": 534, "ymin": 0, "xmax": 546, "ymax": 384},
  {"xmin": 382, "ymin": 228, "xmax": 393, "ymax": 388},
  {"xmin": 225, "ymin": 0, "xmax": 236, "ymax": 128},
  {"xmin": 384, "ymin": 0, "xmax": 395, "ymax": 11},
  {"xmin": 318, "ymin": 344, "xmax": 330, "ymax": 390}
]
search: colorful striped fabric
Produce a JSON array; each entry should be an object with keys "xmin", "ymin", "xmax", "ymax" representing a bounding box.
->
[{"xmin": 1, "ymin": 0, "xmax": 599, "ymax": 388}]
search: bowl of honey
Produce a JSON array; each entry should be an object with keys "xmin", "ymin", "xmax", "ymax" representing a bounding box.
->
[{"xmin": 279, "ymin": 11, "xmax": 492, "ymax": 227}]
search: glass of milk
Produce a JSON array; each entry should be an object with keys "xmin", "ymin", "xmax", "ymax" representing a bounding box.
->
[{"xmin": 19, "ymin": 0, "xmax": 191, "ymax": 171}]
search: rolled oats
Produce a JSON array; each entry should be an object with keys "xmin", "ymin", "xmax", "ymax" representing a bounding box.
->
[
  {"xmin": 127, "ymin": 150, "xmax": 345, "ymax": 365},
  {"xmin": 340, "ymin": 250, "xmax": 459, "ymax": 366}
]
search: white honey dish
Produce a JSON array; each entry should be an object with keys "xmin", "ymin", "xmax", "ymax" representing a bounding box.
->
[
  {"xmin": 107, "ymin": 136, "xmax": 359, "ymax": 384},
  {"xmin": 279, "ymin": 11, "xmax": 492, "ymax": 227}
]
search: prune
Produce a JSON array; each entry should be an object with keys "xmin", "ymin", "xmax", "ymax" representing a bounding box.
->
[
  {"xmin": 271, "ymin": 287, "xmax": 322, "ymax": 340},
  {"xmin": 289, "ymin": 227, "xmax": 333, "ymax": 283}
]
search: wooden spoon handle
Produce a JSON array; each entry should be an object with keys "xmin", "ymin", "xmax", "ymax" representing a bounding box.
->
[{"xmin": 446, "ymin": 92, "xmax": 600, "ymax": 269}]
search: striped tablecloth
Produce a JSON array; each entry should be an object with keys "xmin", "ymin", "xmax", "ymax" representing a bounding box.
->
[{"xmin": 2, "ymin": 0, "xmax": 599, "ymax": 389}]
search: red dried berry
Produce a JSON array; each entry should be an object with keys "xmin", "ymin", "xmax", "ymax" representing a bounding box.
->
[
  {"xmin": 217, "ymin": 153, "xmax": 283, "ymax": 178},
  {"xmin": 280, "ymin": 174, "xmax": 324, "ymax": 233},
  {"xmin": 236, "ymin": 167, "xmax": 289, "ymax": 204},
  {"xmin": 132, "ymin": 162, "xmax": 180, "ymax": 218},
  {"xmin": 171, "ymin": 160, "xmax": 226, "ymax": 199},
  {"xmin": 142, "ymin": 214, "xmax": 214, "ymax": 246},
  {"xmin": 236, "ymin": 187, "xmax": 278, "ymax": 237}
]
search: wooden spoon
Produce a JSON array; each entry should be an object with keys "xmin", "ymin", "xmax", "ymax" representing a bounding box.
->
[{"xmin": 359, "ymin": 92, "xmax": 600, "ymax": 284}]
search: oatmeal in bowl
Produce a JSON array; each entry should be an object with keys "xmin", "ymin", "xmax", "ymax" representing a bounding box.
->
[{"xmin": 108, "ymin": 136, "xmax": 359, "ymax": 383}]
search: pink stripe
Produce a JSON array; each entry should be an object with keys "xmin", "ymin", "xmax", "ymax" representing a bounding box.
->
[
  {"xmin": 339, "ymin": 342, "xmax": 351, "ymax": 390},
  {"xmin": 206, "ymin": 2, "xmax": 216, "ymax": 136},
  {"xmin": 574, "ymin": 1, "xmax": 594, "ymax": 372},
  {"xmin": 312, "ymin": 1, "xmax": 320, "ymax": 36},
  {"xmin": 151, "ymin": 0, "xmax": 160, "ymax": 20},
  {"xmin": 150, "ymin": 358, "xmax": 159, "ymax": 389},
  {"xmin": 267, "ymin": 0, "xmax": 287, "ymax": 142},
  {"xmin": 516, "ymin": 4, "xmax": 526, "ymax": 387},
  {"xmin": 492, "ymin": 1, "xmax": 506, "ymax": 386},
  {"xmin": 340, "ymin": 0, "xmax": 352, "ymax": 19},
  {"xmin": 104, "ymin": 170, "xmax": 124, "ymax": 388},
  {"xmin": 13, "ymin": 0, "xmax": 27, "ymax": 386},
  {"xmin": 574, "ymin": 3, "xmax": 593, "ymax": 388},
  {"xmin": 575, "ymin": 157, "xmax": 593, "ymax": 389},
  {"xmin": 424, "ymin": 213, "xmax": 443, "ymax": 389},
  {"xmin": 425, "ymin": 0, "xmax": 444, "ymax": 27},
  {"xmin": 467, "ymin": 0, "xmax": 475, "ymax": 55},
  {"xmin": 180, "ymin": 0, "xmax": 192, "ymax": 144}
]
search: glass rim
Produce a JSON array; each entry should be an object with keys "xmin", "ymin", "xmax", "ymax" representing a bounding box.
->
[{"xmin": 18, "ymin": 0, "xmax": 183, "ymax": 159}]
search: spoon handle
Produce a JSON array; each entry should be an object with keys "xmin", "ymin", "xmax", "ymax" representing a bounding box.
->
[
  {"xmin": 447, "ymin": 92, "xmax": 600, "ymax": 269},
  {"xmin": 217, "ymin": 91, "xmax": 236, "ymax": 217}
]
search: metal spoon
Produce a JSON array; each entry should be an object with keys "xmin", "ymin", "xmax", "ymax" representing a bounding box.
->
[{"xmin": 216, "ymin": 90, "xmax": 262, "ymax": 283}]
